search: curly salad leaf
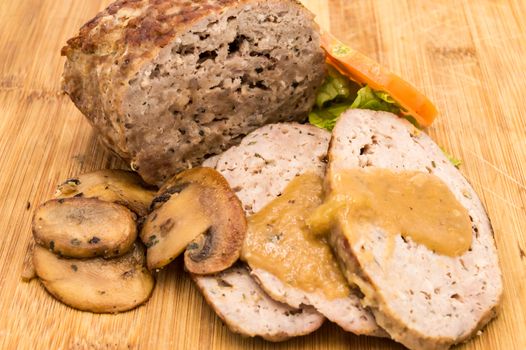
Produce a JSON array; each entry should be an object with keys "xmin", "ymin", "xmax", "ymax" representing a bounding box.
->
[
  {"xmin": 350, "ymin": 86, "xmax": 400, "ymax": 114},
  {"xmin": 440, "ymin": 147, "xmax": 462, "ymax": 168},
  {"xmin": 314, "ymin": 66, "xmax": 354, "ymax": 107},
  {"xmin": 309, "ymin": 66, "xmax": 402, "ymax": 131}
]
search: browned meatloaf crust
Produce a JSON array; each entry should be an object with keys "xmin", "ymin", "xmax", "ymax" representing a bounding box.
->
[{"xmin": 62, "ymin": 0, "xmax": 326, "ymax": 185}]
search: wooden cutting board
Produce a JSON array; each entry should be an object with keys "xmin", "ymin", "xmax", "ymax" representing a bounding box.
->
[{"xmin": 1, "ymin": 0, "xmax": 525, "ymax": 349}]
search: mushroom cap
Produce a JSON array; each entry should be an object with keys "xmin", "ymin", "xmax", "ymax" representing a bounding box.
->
[
  {"xmin": 141, "ymin": 167, "xmax": 246, "ymax": 274},
  {"xmin": 55, "ymin": 169, "xmax": 156, "ymax": 217},
  {"xmin": 32, "ymin": 197, "xmax": 137, "ymax": 258},
  {"xmin": 33, "ymin": 242, "xmax": 154, "ymax": 313}
]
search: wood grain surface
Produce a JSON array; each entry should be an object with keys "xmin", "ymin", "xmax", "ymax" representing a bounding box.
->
[{"xmin": 1, "ymin": 0, "xmax": 525, "ymax": 349}]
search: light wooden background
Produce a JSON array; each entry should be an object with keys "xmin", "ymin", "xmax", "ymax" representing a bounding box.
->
[{"xmin": 1, "ymin": 0, "xmax": 525, "ymax": 349}]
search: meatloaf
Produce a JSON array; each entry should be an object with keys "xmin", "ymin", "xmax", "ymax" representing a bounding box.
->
[
  {"xmin": 327, "ymin": 109, "xmax": 503, "ymax": 350},
  {"xmin": 62, "ymin": 0, "xmax": 326, "ymax": 185},
  {"xmin": 202, "ymin": 122, "xmax": 383, "ymax": 336}
]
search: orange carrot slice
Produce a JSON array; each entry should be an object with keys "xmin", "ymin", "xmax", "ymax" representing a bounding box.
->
[{"xmin": 321, "ymin": 31, "xmax": 438, "ymax": 127}]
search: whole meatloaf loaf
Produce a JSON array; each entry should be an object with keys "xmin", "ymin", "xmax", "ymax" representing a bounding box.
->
[{"xmin": 62, "ymin": 0, "xmax": 326, "ymax": 185}]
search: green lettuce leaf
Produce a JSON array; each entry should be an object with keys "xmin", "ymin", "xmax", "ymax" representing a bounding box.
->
[
  {"xmin": 350, "ymin": 86, "xmax": 400, "ymax": 114},
  {"xmin": 315, "ymin": 66, "xmax": 353, "ymax": 108},
  {"xmin": 440, "ymin": 147, "xmax": 462, "ymax": 168},
  {"xmin": 308, "ymin": 66, "xmax": 402, "ymax": 131},
  {"xmin": 309, "ymin": 86, "xmax": 401, "ymax": 131},
  {"xmin": 309, "ymin": 103, "xmax": 353, "ymax": 131}
]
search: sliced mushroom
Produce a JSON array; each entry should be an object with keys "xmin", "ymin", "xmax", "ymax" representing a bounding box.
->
[
  {"xmin": 183, "ymin": 179, "xmax": 246, "ymax": 275},
  {"xmin": 33, "ymin": 243, "xmax": 154, "ymax": 313},
  {"xmin": 33, "ymin": 197, "xmax": 137, "ymax": 258},
  {"xmin": 140, "ymin": 167, "xmax": 246, "ymax": 274},
  {"xmin": 140, "ymin": 185, "xmax": 212, "ymax": 270},
  {"xmin": 55, "ymin": 169, "xmax": 156, "ymax": 217}
]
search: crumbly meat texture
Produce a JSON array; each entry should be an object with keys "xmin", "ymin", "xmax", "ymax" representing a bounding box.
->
[
  {"xmin": 207, "ymin": 123, "xmax": 330, "ymax": 215},
  {"xmin": 192, "ymin": 264, "xmax": 324, "ymax": 341},
  {"xmin": 62, "ymin": 0, "xmax": 326, "ymax": 185},
  {"xmin": 198, "ymin": 123, "xmax": 383, "ymax": 336},
  {"xmin": 251, "ymin": 268, "xmax": 385, "ymax": 336},
  {"xmin": 327, "ymin": 109, "xmax": 503, "ymax": 350}
]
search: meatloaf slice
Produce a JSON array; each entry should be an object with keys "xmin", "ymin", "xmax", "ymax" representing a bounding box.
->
[
  {"xmin": 192, "ymin": 123, "xmax": 331, "ymax": 340},
  {"xmin": 327, "ymin": 109, "xmax": 503, "ymax": 350},
  {"xmin": 197, "ymin": 123, "xmax": 384, "ymax": 337},
  {"xmin": 192, "ymin": 264, "xmax": 324, "ymax": 341},
  {"xmin": 62, "ymin": 0, "xmax": 326, "ymax": 185}
]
